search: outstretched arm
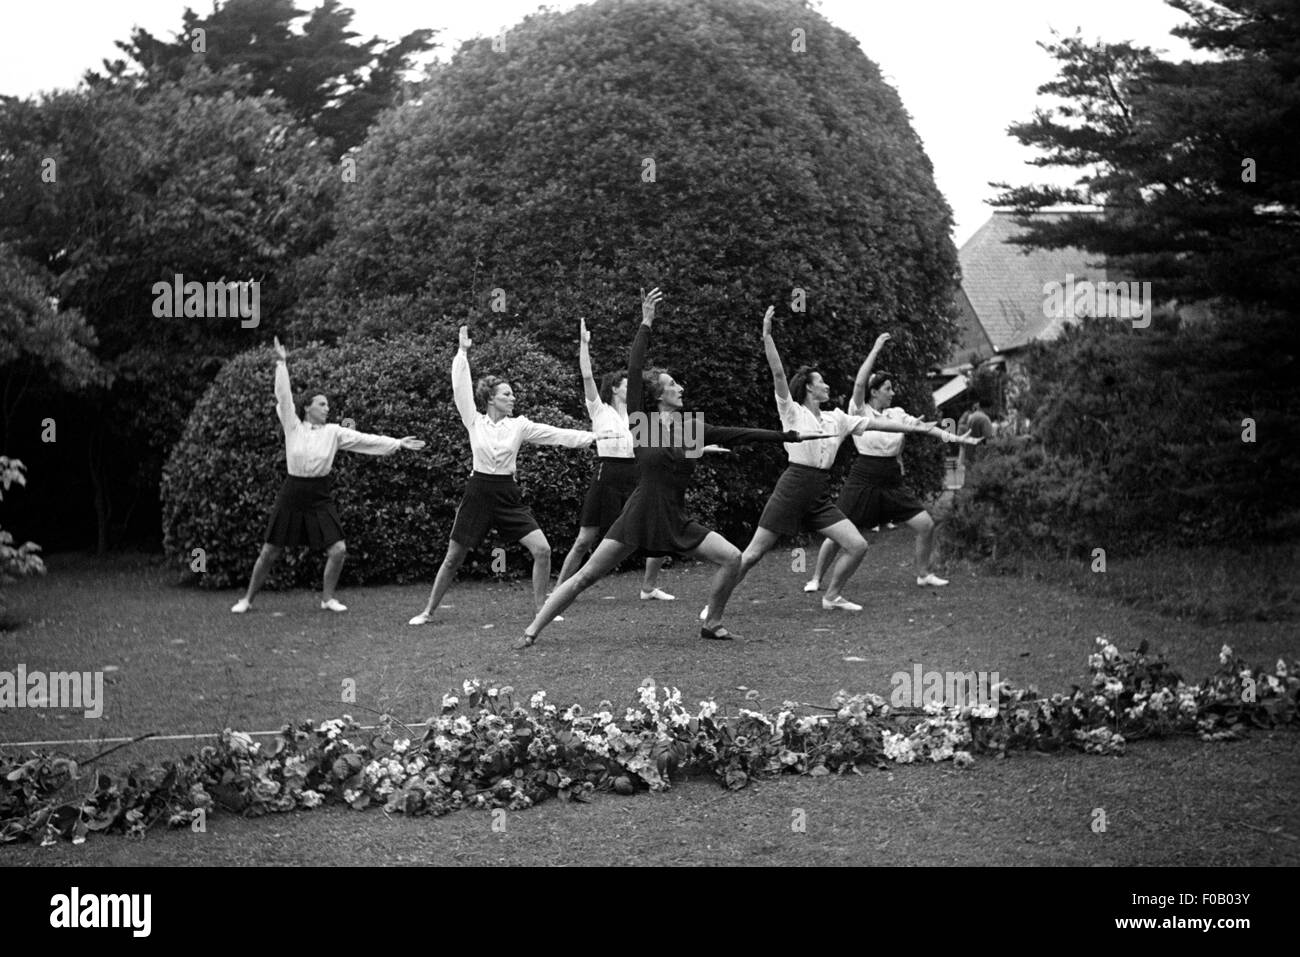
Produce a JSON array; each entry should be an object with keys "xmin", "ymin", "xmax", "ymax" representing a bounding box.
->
[
  {"xmin": 273, "ymin": 336, "xmax": 298, "ymax": 433},
  {"xmin": 578, "ymin": 317, "xmax": 600, "ymax": 407},
  {"xmin": 451, "ymin": 325, "xmax": 477, "ymax": 427},
  {"xmin": 761, "ymin": 306, "xmax": 790, "ymax": 401},
  {"xmin": 851, "ymin": 332, "xmax": 892, "ymax": 410}
]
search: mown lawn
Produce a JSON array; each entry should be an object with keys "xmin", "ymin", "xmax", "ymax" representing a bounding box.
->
[{"xmin": 1, "ymin": 529, "xmax": 1297, "ymax": 866}]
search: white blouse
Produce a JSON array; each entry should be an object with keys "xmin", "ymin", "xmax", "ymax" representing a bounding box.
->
[
  {"xmin": 586, "ymin": 397, "xmax": 635, "ymax": 458},
  {"xmin": 275, "ymin": 362, "xmax": 401, "ymax": 476},
  {"xmin": 453, "ymin": 350, "xmax": 595, "ymax": 475},
  {"xmin": 775, "ymin": 393, "xmax": 866, "ymax": 469},
  {"xmin": 848, "ymin": 400, "xmax": 925, "ymax": 457}
]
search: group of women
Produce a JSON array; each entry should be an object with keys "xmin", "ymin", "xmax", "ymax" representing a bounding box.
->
[{"xmin": 232, "ymin": 290, "xmax": 980, "ymax": 646}]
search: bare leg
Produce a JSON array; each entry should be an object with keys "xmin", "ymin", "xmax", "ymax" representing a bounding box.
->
[
  {"xmin": 322, "ymin": 540, "xmax": 347, "ymax": 602},
  {"xmin": 907, "ymin": 510, "xmax": 936, "ymax": 576},
  {"xmin": 820, "ymin": 519, "xmax": 869, "ymax": 601},
  {"xmin": 557, "ymin": 526, "xmax": 601, "ymax": 585},
  {"xmin": 412, "ymin": 540, "xmax": 469, "ymax": 620},
  {"xmin": 641, "ymin": 556, "xmax": 668, "ymax": 591},
  {"xmin": 692, "ymin": 532, "xmax": 742, "ymax": 630},
  {"xmin": 519, "ymin": 529, "xmax": 552, "ymax": 611},
  {"xmin": 521, "ymin": 538, "xmax": 635, "ymax": 642},
  {"xmin": 242, "ymin": 543, "xmax": 282, "ymax": 603},
  {"xmin": 811, "ymin": 537, "xmax": 838, "ymax": 585}
]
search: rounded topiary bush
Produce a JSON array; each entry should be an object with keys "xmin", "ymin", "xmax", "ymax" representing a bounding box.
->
[
  {"xmin": 306, "ymin": 0, "xmax": 960, "ymax": 531},
  {"xmin": 162, "ymin": 331, "xmax": 626, "ymax": 589}
]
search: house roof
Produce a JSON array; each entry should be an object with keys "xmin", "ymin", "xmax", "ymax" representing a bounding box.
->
[{"xmin": 958, "ymin": 209, "xmax": 1107, "ymax": 353}]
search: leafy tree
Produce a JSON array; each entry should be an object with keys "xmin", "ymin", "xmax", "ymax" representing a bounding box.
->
[
  {"xmin": 0, "ymin": 71, "xmax": 336, "ymax": 551},
  {"xmin": 0, "ymin": 457, "xmax": 45, "ymax": 611},
  {"xmin": 992, "ymin": 0, "xmax": 1300, "ymax": 308},
  {"xmin": 307, "ymin": 0, "xmax": 958, "ymax": 526},
  {"xmin": 89, "ymin": 0, "xmax": 439, "ymax": 156}
]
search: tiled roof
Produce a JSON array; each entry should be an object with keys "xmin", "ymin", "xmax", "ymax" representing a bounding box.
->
[{"xmin": 958, "ymin": 210, "xmax": 1107, "ymax": 353}]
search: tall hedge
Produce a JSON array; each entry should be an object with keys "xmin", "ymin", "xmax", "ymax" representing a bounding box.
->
[
  {"xmin": 162, "ymin": 331, "xmax": 621, "ymax": 589},
  {"xmin": 946, "ymin": 305, "xmax": 1299, "ymax": 564},
  {"xmin": 295, "ymin": 0, "xmax": 958, "ymax": 527}
]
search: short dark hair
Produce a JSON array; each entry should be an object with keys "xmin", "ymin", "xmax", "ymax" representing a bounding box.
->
[
  {"xmin": 598, "ymin": 370, "xmax": 628, "ymax": 405},
  {"xmin": 475, "ymin": 376, "xmax": 511, "ymax": 409},
  {"xmin": 788, "ymin": 366, "xmax": 822, "ymax": 403},
  {"xmin": 297, "ymin": 391, "xmax": 325, "ymax": 419},
  {"xmin": 866, "ymin": 371, "xmax": 894, "ymax": 393},
  {"xmin": 640, "ymin": 367, "xmax": 669, "ymax": 413}
]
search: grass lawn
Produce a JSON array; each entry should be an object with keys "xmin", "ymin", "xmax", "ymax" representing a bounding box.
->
[{"xmin": 2, "ymin": 529, "xmax": 1297, "ymax": 866}]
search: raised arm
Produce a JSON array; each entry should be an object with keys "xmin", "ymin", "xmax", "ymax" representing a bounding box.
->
[
  {"xmin": 451, "ymin": 325, "xmax": 477, "ymax": 428},
  {"xmin": 851, "ymin": 332, "xmax": 892, "ymax": 410},
  {"xmin": 626, "ymin": 288, "xmax": 662, "ymax": 415},
  {"xmin": 578, "ymin": 317, "xmax": 599, "ymax": 407},
  {"xmin": 273, "ymin": 336, "xmax": 298, "ymax": 433},
  {"xmin": 761, "ymin": 306, "xmax": 790, "ymax": 401}
]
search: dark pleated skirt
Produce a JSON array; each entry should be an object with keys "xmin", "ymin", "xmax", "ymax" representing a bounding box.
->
[
  {"xmin": 837, "ymin": 455, "xmax": 925, "ymax": 529},
  {"xmin": 604, "ymin": 481, "xmax": 711, "ymax": 558},
  {"xmin": 450, "ymin": 472, "xmax": 541, "ymax": 549},
  {"xmin": 757, "ymin": 463, "xmax": 846, "ymax": 536},
  {"xmin": 579, "ymin": 457, "xmax": 640, "ymax": 537},
  {"xmin": 265, "ymin": 475, "xmax": 344, "ymax": 549}
]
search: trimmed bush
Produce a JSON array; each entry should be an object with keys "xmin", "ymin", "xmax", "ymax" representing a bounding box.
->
[{"xmin": 162, "ymin": 331, "xmax": 627, "ymax": 589}]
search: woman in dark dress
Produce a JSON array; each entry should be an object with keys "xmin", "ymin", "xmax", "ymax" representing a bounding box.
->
[{"xmin": 514, "ymin": 289, "xmax": 828, "ymax": 648}]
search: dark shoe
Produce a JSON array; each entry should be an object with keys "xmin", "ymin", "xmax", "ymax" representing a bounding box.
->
[
  {"xmin": 700, "ymin": 625, "xmax": 738, "ymax": 641},
  {"xmin": 512, "ymin": 632, "xmax": 537, "ymax": 651}
]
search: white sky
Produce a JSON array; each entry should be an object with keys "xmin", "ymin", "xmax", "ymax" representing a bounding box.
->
[{"xmin": 0, "ymin": 0, "xmax": 1201, "ymax": 246}]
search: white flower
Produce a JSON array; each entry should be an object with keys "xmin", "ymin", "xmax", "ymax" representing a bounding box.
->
[
  {"xmin": 441, "ymin": 693, "xmax": 459, "ymax": 710},
  {"xmin": 1276, "ymin": 659, "xmax": 1288, "ymax": 678},
  {"xmin": 463, "ymin": 679, "xmax": 480, "ymax": 696},
  {"xmin": 452, "ymin": 716, "xmax": 473, "ymax": 735},
  {"xmin": 530, "ymin": 691, "xmax": 547, "ymax": 710},
  {"xmin": 487, "ymin": 687, "xmax": 499, "ymax": 698},
  {"xmin": 500, "ymin": 685, "xmax": 514, "ymax": 696},
  {"xmin": 1103, "ymin": 678, "xmax": 1124, "ymax": 696},
  {"xmin": 1219, "ymin": 644, "xmax": 1233, "ymax": 665},
  {"xmin": 300, "ymin": 790, "xmax": 324, "ymax": 808},
  {"xmin": 696, "ymin": 700, "xmax": 719, "ymax": 720},
  {"xmin": 392, "ymin": 738, "xmax": 410, "ymax": 755},
  {"xmin": 562, "ymin": 704, "xmax": 583, "ymax": 722},
  {"xmin": 953, "ymin": 751, "xmax": 974, "ymax": 769},
  {"xmin": 970, "ymin": 704, "xmax": 998, "ymax": 720}
]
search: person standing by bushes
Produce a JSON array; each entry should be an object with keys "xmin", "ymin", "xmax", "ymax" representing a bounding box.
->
[
  {"xmin": 555, "ymin": 317, "xmax": 675, "ymax": 600},
  {"xmin": 960, "ymin": 400, "xmax": 994, "ymax": 469},
  {"xmin": 515, "ymin": 289, "xmax": 831, "ymax": 648},
  {"xmin": 701, "ymin": 310, "xmax": 925, "ymax": 619},
  {"xmin": 805, "ymin": 339, "xmax": 979, "ymax": 592},
  {"xmin": 231, "ymin": 337, "xmax": 426, "ymax": 614},
  {"xmin": 408, "ymin": 325, "xmax": 603, "ymax": 626}
]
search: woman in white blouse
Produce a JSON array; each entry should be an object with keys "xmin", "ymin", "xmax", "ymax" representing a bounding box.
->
[
  {"xmin": 555, "ymin": 317, "xmax": 674, "ymax": 600},
  {"xmin": 231, "ymin": 337, "xmax": 426, "ymax": 614},
  {"xmin": 805, "ymin": 334, "xmax": 980, "ymax": 591},
  {"xmin": 408, "ymin": 325, "xmax": 601, "ymax": 626},
  {"xmin": 701, "ymin": 308, "xmax": 928, "ymax": 619}
]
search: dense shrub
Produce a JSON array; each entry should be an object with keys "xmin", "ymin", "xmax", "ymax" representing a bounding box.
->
[
  {"xmin": 161, "ymin": 331, "xmax": 659, "ymax": 589},
  {"xmin": 947, "ymin": 305, "xmax": 1299, "ymax": 563}
]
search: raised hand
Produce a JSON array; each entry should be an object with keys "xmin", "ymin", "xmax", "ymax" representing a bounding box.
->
[
  {"xmin": 872, "ymin": 332, "xmax": 892, "ymax": 351},
  {"xmin": 641, "ymin": 287, "xmax": 663, "ymax": 325},
  {"xmin": 459, "ymin": 325, "xmax": 472, "ymax": 351},
  {"xmin": 579, "ymin": 317, "xmax": 590, "ymax": 346},
  {"xmin": 398, "ymin": 437, "xmax": 427, "ymax": 451},
  {"xmin": 273, "ymin": 336, "xmax": 287, "ymax": 361},
  {"xmin": 762, "ymin": 305, "xmax": 775, "ymax": 339}
]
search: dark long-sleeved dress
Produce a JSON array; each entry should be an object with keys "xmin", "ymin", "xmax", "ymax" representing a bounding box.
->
[{"xmin": 602, "ymin": 322, "xmax": 798, "ymax": 557}]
